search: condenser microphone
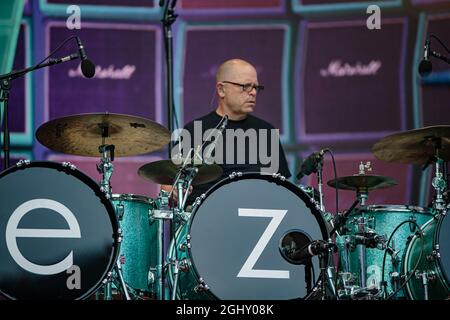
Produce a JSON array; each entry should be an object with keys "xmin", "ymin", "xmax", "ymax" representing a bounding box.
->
[
  {"xmin": 76, "ymin": 37, "xmax": 96, "ymax": 78},
  {"xmin": 418, "ymin": 38, "xmax": 432, "ymax": 76},
  {"xmin": 296, "ymin": 149, "xmax": 326, "ymax": 179}
]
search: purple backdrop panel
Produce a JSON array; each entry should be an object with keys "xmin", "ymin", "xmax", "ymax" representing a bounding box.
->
[
  {"xmin": 421, "ymin": 14, "xmax": 450, "ymax": 126},
  {"xmin": 412, "ymin": 0, "xmax": 450, "ymax": 5},
  {"xmin": 180, "ymin": 0, "xmax": 281, "ymax": 9},
  {"xmin": 24, "ymin": 0, "xmax": 32, "ymax": 14},
  {"xmin": 9, "ymin": 22, "xmax": 27, "ymax": 134},
  {"xmin": 48, "ymin": 155, "xmax": 161, "ymax": 197},
  {"xmin": 304, "ymin": 153, "xmax": 411, "ymax": 213},
  {"xmin": 297, "ymin": 19, "xmax": 407, "ymax": 143},
  {"xmin": 298, "ymin": 0, "xmax": 392, "ymax": 4},
  {"xmin": 182, "ymin": 25, "xmax": 286, "ymax": 133},
  {"xmin": 45, "ymin": 22, "xmax": 161, "ymax": 123},
  {"xmin": 45, "ymin": 0, "xmax": 155, "ymax": 7}
]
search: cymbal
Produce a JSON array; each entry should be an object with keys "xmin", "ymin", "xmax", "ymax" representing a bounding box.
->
[
  {"xmin": 372, "ymin": 125, "xmax": 450, "ymax": 165},
  {"xmin": 327, "ymin": 175, "xmax": 397, "ymax": 192},
  {"xmin": 36, "ymin": 113, "xmax": 171, "ymax": 157},
  {"xmin": 138, "ymin": 160, "xmax": 223, "ymax": 186}
]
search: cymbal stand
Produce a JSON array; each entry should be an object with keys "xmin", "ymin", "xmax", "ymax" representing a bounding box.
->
[
  {"xmin": 428, "ymin": 137, "xmax": 447, "ymax": 213},
  {"xmin": 355, "ymin": 188, "xmax": 369, "ymax": 293},
  {"xmin": 98, "ymin": 144, "xmax": 115, "ymax": 197},
  {"xmin": 95, "ymin": 133, "xmax": 130, "ymax": 300},
  {"xmin": 169, "ymin": 166, "xmax": 198, "ymax": 300},
  {"xmin": 316, "ymin": 159, "xmax": 325, "ymax": 212}
]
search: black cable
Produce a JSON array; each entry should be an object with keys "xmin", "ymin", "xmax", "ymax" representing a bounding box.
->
[
  {"xmin": 36, "ymin": 36, "xmax": 78, "ymax": 68},
  {"xmin": 380, "ymin": 220, "xmax": 424, "ymax": 300},
  {"xmin": 430, "ymin": 34, "xmax": 450, "ymax": 55},
  {"xmin": 319, "ymin": 148, "xmax": 339, "ymax": 299},
  {"xmin": 323, "ymin": 149, "xmax": 339, "ymax": 216}
]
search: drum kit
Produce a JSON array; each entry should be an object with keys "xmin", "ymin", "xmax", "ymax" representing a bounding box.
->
[{"xmin": 0, "ymin": 112, "xmax": 450, "ymax": 300}]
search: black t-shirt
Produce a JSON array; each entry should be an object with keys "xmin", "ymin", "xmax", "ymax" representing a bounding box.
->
[{"xmin": 180, "ymin": 111, "xmax": 291, "ymax": 204}]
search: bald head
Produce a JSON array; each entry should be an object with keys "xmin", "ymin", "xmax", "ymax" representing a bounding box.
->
[{"xmin": 216, "ymin": 59, "xmax": 257, "ymax": 83}]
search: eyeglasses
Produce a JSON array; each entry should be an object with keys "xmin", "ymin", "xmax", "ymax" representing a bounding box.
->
[{"xmin": 222, "ymin": 81, "xmax": 264, "ymax": 93}]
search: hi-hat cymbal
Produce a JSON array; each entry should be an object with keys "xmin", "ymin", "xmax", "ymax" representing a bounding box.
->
[
  {"xmin": 36, "ymin": 113, "xmax": 171, "ymax": 157},
  {"xmin": 372, "ymin": 125, "xmax": 450, "ymax": 165},
  {"xmin": 327, "ymin": 175, "xmax": 397, "ymax": 192},
  {"xmin": 138, "ymin": 160, "xmax": 223, "ymax": 186}
]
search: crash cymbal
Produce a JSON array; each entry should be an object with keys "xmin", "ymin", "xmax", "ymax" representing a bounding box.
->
[
  {"xmin": 327, "ymin": 175, "xmax": 397, "ymax": 192},
  {"xmin": 138, "ymin": 160, "xmax": 223, "ymax": 186},
  {"xmin": 372, "ymin": 125, "xmax": 450, "ymax": 165},
  {"xmin": 36, "ymin": 113, "xmax": 171, "ymax": 157}
]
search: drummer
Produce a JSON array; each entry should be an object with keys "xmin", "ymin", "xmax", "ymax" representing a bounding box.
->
[{"xmin": 161, "ymin": 58, "xmax": 291, "ymax": 204}]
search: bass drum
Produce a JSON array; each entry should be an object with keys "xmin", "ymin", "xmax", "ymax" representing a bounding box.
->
[
  {"xmin": 403, "ymin": 211, "xmax": 450, "ymax": 300},
  {"xmin": 0, "ymin": 161, "xmax": 119, "ymax": 300},
  {"xmin": 168, "ymin": 172, "xmax": 329, "ymax": 300}
]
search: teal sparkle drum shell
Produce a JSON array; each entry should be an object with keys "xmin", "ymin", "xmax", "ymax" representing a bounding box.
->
[
  {"xmin": 403, "ymin": 213, "xmax": 450, "ymax": 300},
  {"xmin": 337, "ymin": 205, "xmax": 433, "ymax": 298},
  {"xmin": 111, "ymin": 194, "xmax": 157, "ymax": 294}
]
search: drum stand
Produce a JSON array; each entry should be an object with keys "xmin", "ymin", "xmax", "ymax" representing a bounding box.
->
[
  {"xmin": 96, "ymin": 142, "xmax": 131, "ymax": 300},
  {"xmin": 315, "ymin": 163, "xmax": 339, "ymax": 299},
  {"xmin": 169, "ymin": 166, "xmax": 198, "ymax": 300},
  {"xmin": 154, "ymin": 165, "xmax": 197, "ymax": 300}
]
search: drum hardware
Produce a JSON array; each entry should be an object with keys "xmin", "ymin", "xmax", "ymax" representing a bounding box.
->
[
  {"xmin": 329, "ymin": 164, "xmax": 399, "ymax": 299},
  {"xmin": 381, "ymin": 219, "xmax": 424, "ymax": 300},
  {"xmin": 194, "ymin": 278, "xmax": 210, "ymax": 293},
  {"xmin": 280, "ymin": 231, "xmax": 338, "ymax": 300},
  {"xmin": 97, "ymin": 144, "xmax": 115, "ymax": 197},
  {"xmin": 330, "ymin": 199, "xmax": 360, "ymax": 237},
  {"xmin": 414, "ymin": 271, "xmax": 437, "ymax": 300}
]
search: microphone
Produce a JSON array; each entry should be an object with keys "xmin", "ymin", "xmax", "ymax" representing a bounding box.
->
[
  {"xmin": 419, "ymin": 38, "xmax": 432, "ymax": 76},
  {"xmin": 281, "ymin": 239, "xmax": 329, "ymax": 265},
  {"xmin": 296, "ymin": 149, "xmax": 326, "ymax": 179},
  {"xmin": 76, "ymin": 37, "xmax": 96, "ymax": 78}
]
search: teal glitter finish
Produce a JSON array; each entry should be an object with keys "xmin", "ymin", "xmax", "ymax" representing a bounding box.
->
[
  {"xmin": 337, "ymin": 205, "xmax": 433, "ymax": 298},
  {"xmin": 111, "ymin": 194, "xmax": 158, "ymax": 294}
]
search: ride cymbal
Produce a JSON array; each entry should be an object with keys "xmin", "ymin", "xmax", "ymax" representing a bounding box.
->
[{"xmin": 36, "ymin": 112, "xmax": 171, "ymax": 157}]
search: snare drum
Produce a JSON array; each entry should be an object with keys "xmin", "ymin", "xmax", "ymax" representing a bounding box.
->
[
  {"xmin": 403, "ymin": 211, "xmax": 450, "ymax": 300},
  {"xmin": 167, "ymin": 172, "xmax": 329, "ymax": 300},
  {"xmin": 337, "ymin": 205, "xmax": 433, "ymax": 298},
  {"xmin": 111, "ymin": 194, "xmax": 157, "ymax": 296},
  {"xmin": 0, "ymin": 161, "xmax": 119, "ymax": 300}
]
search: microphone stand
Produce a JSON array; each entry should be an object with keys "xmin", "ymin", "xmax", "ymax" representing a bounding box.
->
[
  {"xmin": 161, "ymin": 0, "xmax": 178, "ymax": 154},
  {"xmin": 0, "ymin": 53, "xmax": 79, "ymax": 169},
  {"xmin": 160, "ymin": 0, "xmax": 179, "ymax": 300}
]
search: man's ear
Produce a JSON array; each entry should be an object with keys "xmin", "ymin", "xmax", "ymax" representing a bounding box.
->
[{"xmin": 217, "ymin": 82, "xmax": 226, "ymax": 98}]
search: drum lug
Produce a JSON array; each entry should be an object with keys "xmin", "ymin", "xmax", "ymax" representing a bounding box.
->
[
  {"xmin": 271, "ymin": 173, "xmax": 286, "ymax": 181},
  {"xmin": 427, "ymin": 246, "xmax": 441, "ymax": 261},
  {"xmin": 179, "ymin": 259, "xmax": 189, "ymax": 273},
  {"xmin": 117, "ymin": 228, "xmax": 123, "ymax": 243},
  {"xmin": 179, "ymin": 241, "xmax": 190, "ymax": 251},
  {"xmin": 15, "ymin": 159, "xmax": 30, "ymax": 167},
  {"xmin": 194, "ymin": 278, "xmax": 210, "ymax": 293},
  {"xmin": 147, "ymin": 269, "xmax": 156, "ymax": 286},
  {"xmin": 102, "ymin": 271, "xmax": 113, "ymax": 284},
  {"xmin": 62, "ymin": 161, "xmax": 77, "ymax": 170},
  {"xmin": 228, "ymin": 171, "xmax": 242, "ymax": 179},
  {"xmin": 115, "ymin": 203, "xmax": 124, "ymax": 221}
]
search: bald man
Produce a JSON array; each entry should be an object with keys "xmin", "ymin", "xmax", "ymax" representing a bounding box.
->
[{"xmin": 162, "ymin": 59, "xmax": 291, "ymax": 205}]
